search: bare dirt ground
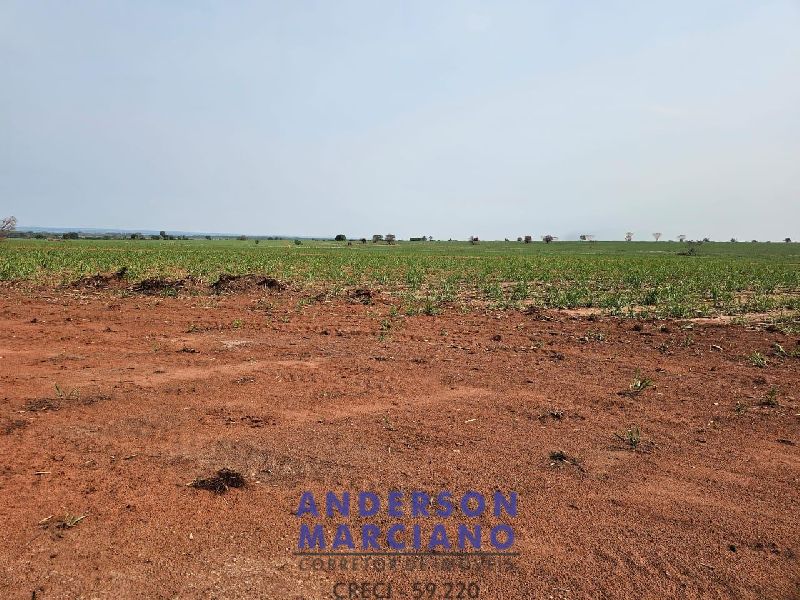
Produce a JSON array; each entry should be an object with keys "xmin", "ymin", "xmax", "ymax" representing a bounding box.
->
[{"xmin": 1, "ymin": 287, "xmax": 798, "ymax": 599}]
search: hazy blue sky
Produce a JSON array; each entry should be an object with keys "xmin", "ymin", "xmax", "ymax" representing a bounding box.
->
[{"xmin": 2, "ymin": 1, "xmax": 798, "ymax": 240}]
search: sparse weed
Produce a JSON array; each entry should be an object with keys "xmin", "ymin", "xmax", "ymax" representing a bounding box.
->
[
  {"xmin": 579, "ymin": 329, "xmax": 605, "ymax": 342},
  {"xmin": 378, "ymin": 318, "xmax": 393, "ymax": 341},
  {"xmin": 760, "ymin": 386, "xmax": 779, "ymax": 407},
  {"xmin": 421, "ymin": 298, "xmax": 441, "ymax": 316},
  {"xmin": 771, "ymin": 342, "xmax": 800, "ymax": 358},
  {"xmin": 615, "ymin": 425, "xmax": 642, "ymax": 450},
  {"xmin": 627, "ymin": 370, "xmax": 653, "ymax": 395},
  {"xmin": 548, "ymin": 450, "xmax": 583, "ymax": 471},
  {"xmin": 54, "ymin": 383, "xmax": 79, "ymax": 402},
  {"xmin": 40, "ymin": 513, "xmax": 87, "ymax": 530},
  {"xmin": 748, "ymin": 351, "xmax": 767, "ymax": 368},
  {"xmin": 59, "ymin": 513, "xmax": 87, "ymax": 529}
]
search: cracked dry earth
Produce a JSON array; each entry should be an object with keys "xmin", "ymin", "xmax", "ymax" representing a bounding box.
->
[{"xmin": 0, "ymin": 288, "xmax": 798, "ymax": 599}]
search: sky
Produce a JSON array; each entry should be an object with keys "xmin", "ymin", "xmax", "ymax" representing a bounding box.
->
[{"xmin": 1, "ymin": 1, "xmax": 799, "ymax": 241}]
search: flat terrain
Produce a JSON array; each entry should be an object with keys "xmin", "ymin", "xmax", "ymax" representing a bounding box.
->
[{"xmin": 1, "ymin": 285, "xmax": 798, "ymax": 599}]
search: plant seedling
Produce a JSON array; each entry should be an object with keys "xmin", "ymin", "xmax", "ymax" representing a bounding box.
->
[
  {"xmin": 760, "ymin": 386, "xmax": 779, "ymax": 407},
  {"xmin": 615, "ymin": 425, "xmax": 642, "ymax": 450},
  {"xmin": 627, "ymin": 370, "xmax": 653, "ymax": 395},
  {"xmin": 748, "ymin": 351, "xmax": 767, "ymax": 368}
]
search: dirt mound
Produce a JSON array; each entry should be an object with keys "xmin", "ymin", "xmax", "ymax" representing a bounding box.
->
[
  {"xmin": 189, "ymin": 468, "xmax": 246, "ymax": 494},
  {"xmin": 71, "ymin": 267, "xmax": 128, "ymax": 289},
  {"xmin": 348, "ymin": 288, "xmax": 373, "ymax": 304},
  {"xmin": 130, "ymin": 277, "xmax": 190, "ymax": 295},
  {"xmin": 24, "ymin": 398, "xmax": 60, "ymax": 412},
  {"xmin": 1, "ymin": 418, "xmax": 29, "ymax": 435},
  {"xmin": 210, "ymin": 273, "xmax": 284, "ymax": 293}
]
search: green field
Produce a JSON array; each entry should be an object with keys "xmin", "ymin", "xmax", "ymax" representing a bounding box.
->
[{"xmin": 2, "ymin": 238, "xmax": 799, "ymax": 318}]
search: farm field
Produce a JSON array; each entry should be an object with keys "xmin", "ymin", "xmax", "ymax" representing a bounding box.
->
[
  {"xmin": 0, "ymin": 240, "xmax": 799, "ymax": 598},
  {"xmin": 2, "ymin": 238, "xmax": 800, "ymax": 318}
]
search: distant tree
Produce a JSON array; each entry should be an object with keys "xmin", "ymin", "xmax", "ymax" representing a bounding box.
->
[
  {"xmin": 624, "ymin": 232, "xmax": 633, "ymax": 242},
  {"xmin": 580, "ymin": 234, "xmax": 595, "ymax": 242},
  {"xmin": 334, "ymin": 234, "xmax": 347, "ymax": 241},
  {"xmin": 652, "ymin": 233, "xmax": 662, "ymax": 242},
  {"xmin": 254, "ymin": 239, "xmax": 259, "ymax": 244},
  {"xmin": 785, "ymin": 237, "xmax": 792, "ymax": 243},
  {"xmin": 159, "ymin": 230, "xmax": 167, "ymax": 239},
  {"xmin": 516, "ymin": 237, "xmax": 523, "ymax": 242},
  {"xmin": 360, "ymin": 238, "xmax": 367, "ymax": 244},
  {"xmin": 469, "ymin": 236, "xmax": 480, "ymax": 244},
  {"xmin": 702, "ymin": 237, "xmax": 711, "ymax": 242},
  {"xmin": 0, "ymin": 216, "xmax": 16, "ymax": 240},
  {"xmin": 385, "ymin": 234, "xmax": 396, "ymax": 244},
  {"xmin": 524, "ymin": 235, "xmax": 532, "ymax": 243},
  {"xmin": 678, "ymin": 234, "xmax": 687, "ymax": 242},
  {"xmin": 730, "ymin": 238, "xmax": 737, "ymax": 243},
  {"xmin": 294, "ymin": 239, "xmax": 303, "ymax": 245},
  {"xmin": 150, "ymin": 234, "xmax": 160, "ymax": 240},
  {"xmin": 372, "ymin": 234, "xmax": 383, "ymax": 243},
  {"xmin": 543, "ymin": 235, "xmax": 554, "ymax": 244},
  {"xmin": 63, "ymin": 232, "xmax": 80, "ymax": 239},
  {"xmin": 237, "ymin": 235, "xmax": 247, "ymax": 241},
  {"xmin": 205, "ymin": 235, "xmax": 212, "ymax": 240}
]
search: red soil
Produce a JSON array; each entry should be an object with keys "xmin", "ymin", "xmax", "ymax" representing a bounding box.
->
[{"xmin": 0, "ymin": 288, "xmax": 798, "ymax": 599}]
